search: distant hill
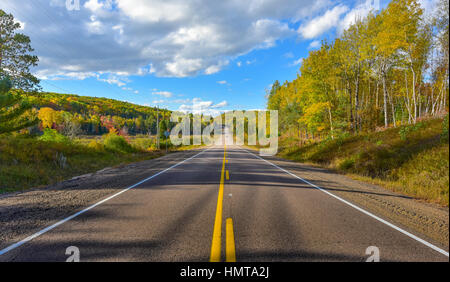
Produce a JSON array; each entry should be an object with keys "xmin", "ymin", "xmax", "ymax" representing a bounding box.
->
[{"xmin": 17, "ymin": 91, "xmax": 171, "ymax": 136}]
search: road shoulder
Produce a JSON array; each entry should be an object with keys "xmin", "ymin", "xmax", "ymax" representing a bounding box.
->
[
  {"xmin": 244, "ymin": 146, "xmax": 449, "ymax": 249},
  {"xmin": 0, "ymin": 147, "xmax": 207, "ymax": 250}
]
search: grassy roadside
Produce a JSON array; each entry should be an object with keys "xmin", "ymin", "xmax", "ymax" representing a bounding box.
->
[
  {"xmin": 253, "ymin": 117, "xmax": 449, "ymax": 206},
  {"xmin": 0, "ymin": 133, "xmax": 204, "ymax": 194}
]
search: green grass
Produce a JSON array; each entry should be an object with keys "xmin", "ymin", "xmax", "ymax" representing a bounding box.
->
[
  {"xmin": 277, "ymin": 117, "xmax": 449, "ymax": 206},
  {"xmin": 0, "ymin": 134, "xmax": 203, "ymax": 194}
]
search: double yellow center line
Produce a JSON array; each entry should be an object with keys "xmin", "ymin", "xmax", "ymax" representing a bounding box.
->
[{"xmin": 210, "ymin": 144, "xmax": 236, "ymax": 262}]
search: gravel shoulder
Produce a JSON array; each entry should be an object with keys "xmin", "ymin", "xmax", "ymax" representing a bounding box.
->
[
  {"xmin": 0, "ymin": 147, "xmax": 206, "ymax": 250},
  {"xmin": 251, "ymin": 148, "xmax": 449, "ymax": 249}
]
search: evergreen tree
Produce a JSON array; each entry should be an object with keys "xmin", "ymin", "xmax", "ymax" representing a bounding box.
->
[
  {"xmin": 0, "ymin": 78, "xmax": 38, "ymax": 134},
  {"xmin": 0, "ymin": 9, "xmax": 40, "ymax": 92}
]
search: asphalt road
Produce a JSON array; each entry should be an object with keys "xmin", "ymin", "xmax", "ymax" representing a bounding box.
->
[{"xmin": 0, "ymin": 144, "xmax": 448, "ymax": 262}]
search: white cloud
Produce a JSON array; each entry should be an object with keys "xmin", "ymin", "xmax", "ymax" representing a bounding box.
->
[
  {"xmin": 0, "ymin": 0, "xmax": 326, "ymax": 79},
  {"xmin": 14, "ymin": 19, "xmax": 26, "ymax": 30},
  {"xmin": 178, "ymin": 98, "xmax": 228, "ymax": 116},
  {"xmin": 211, "ymin": 100, "xmax": 228, "ymax": 108},
  {"xmin": 290, "ymin": 58, "xmax": 303, "ymax": 66},
  {"xmin": 96, "ymin": 74, "xmax": 130, "ymax": 87},
  {"xmin": 84, "ymin": 0, "xmax": 103, "ymax": 13},
  {"xmin": 337, "ymin": 0, "xmax": 380, "ymax": 34},
  {"xmin": 419, "ymin": 0, "xmax": 439, "ymax": 19},
  {"xmin": 237, "ymin": 61, "xmax": 242, "ymax": 67},
  {"xmin": 152, "ymin": 91, "xmax": 173, "ymax": 98},
  {"xmin": 308, "ymin": 40, "xmax": 321, "ymax": 49},
  {"xmin": 152, "ymin": 99, "xmax": 165, "ymax": 104},
  {"xmin": 298, "ymin": 5, "xmax": 349, "ymax": 39},
  {"xmin": 86, "ymin": 15, "xmax": 105, "ymax": 34},
  {"xmin": 173, "ymin": 98, "xmax": 191, "ymax": 104},
  {"xmin": 217, "ymin": 80, "xmax": 227, "ymax": 85}
]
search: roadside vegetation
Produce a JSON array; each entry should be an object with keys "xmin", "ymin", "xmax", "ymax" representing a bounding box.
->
[
  {"xmin": 265, "ymin": 0, "xmax": 449, "ymax": 206},
  {"xmin": 0, "ymin": 133, "xmax": 158, "ymax": 193},
  {"xmin": 276, "ymin": 117, "xmax": 449, "ymax": 206},
  {"xmin": 0, "ymin": 128, "xmax": 206, "ymax": 194},
  {"xmin": 0, "ymin": 9, "xmax": 205, "ymax": 194}
]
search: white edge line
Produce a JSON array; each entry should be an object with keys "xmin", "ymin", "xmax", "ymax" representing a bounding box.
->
[
  {"xmin": 0, "ymin": 148, "xmax": 210, "ymax": 257},
  {"xmin": 242, "ymin": 148, "xmax": 449, "ymax": 258}
]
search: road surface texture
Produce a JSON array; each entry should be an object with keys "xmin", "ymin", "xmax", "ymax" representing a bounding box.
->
[{"xmin": 0, "ymin": 145, "xmax": 448, "ymax": 262}]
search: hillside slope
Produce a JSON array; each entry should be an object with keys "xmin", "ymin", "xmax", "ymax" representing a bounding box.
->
[
  {"xmin": 0, "ymin": 92, "xmax": 183, "ymax": 194},
  {"xmin": 19, "ymin": 91, "xmax": 171, "ymax": 136},
  {"xmin": 278, "ymin": 117, "xmax": 449, "ymax": 206}
]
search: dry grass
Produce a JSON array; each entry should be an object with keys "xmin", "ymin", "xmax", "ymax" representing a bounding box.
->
[
  {"xmin": 0, "ymin": 134, "xmax": 204, "ymax": 194},
  {"xmin": 277, "ymin": 117, "xmax": 449, "ymax": 206}
]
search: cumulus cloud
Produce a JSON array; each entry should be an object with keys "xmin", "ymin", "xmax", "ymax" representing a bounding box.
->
[
  {"xmin": 337, "ymin": 0, "xmax": 381, "ymax": 34},
  {"xmin": 178, "ymin": 98, "xmax": 228, "ymax": 116},
  {"xmin": 290, "ymin": 58, "xmax": 303, "ymax": 66},
  {"xmin": 152, "ymin": 91, "xmax": 173, "ymax": 98},
  {"xmin": 211, "ymin": 100, "xmax": 228, "ymax": 108},
  {"xmin": 0, "ymin": 0, "xmax": 327, "ymax": 80},
  {"xmin": 217, "ymin": 80, "xmax": 227, "ymax": 85},
  {"xmin": 308, "ymin": 40, "xmax": 321, "ymax": 49},
  {"xmin": 152, "ymin": 99, "xmax": 165, "ymax": 104},
  {"xmin": 96, "ymin": 74, "xmax": 130, "ymax": 87},
  {"xmin": 298, "ymin": 5, "xmax": 349, "ymax": 39},
  {"xmin": 173, "ymin": 98, "xmax": 191, "ymax": 104}
]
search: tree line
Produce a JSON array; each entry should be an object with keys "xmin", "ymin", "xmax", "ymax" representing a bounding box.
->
[
  {"xmin": 23, "ymin": 91, "xmax": 171, "ymax": 137},
  {"xmin": 267, "ymin": 0, "xmax": 449, "ymax": 139}
]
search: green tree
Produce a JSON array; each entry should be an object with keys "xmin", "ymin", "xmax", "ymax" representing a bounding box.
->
[
  {"xmin": 159, "ymin": 119, "xmax": 168, "ymax": 138},
  {"xmin": 0, "ymin": 9, "xmax": 40, "ymax": 91},
  {"xmin": 0, "ymin": 78, "xmax": 38, "ymax": 134}
]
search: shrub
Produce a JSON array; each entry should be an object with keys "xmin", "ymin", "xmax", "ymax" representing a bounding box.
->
[
  {"xmin": 442, "ymin": 114, "xmax": 449, "ymax": 143},
  {"xmin": 131, "ymin": 137, "xmax": 154, "ymax": 151},
  {"xmin": 38, "ymin": 128, "xmax": 70, "ymax": 143},
  {"xmin": 103, "ymin": 133, "xmax": 135, "ymax": 153},
  {"xmin": 87, "ymin": 140, "xmax": 104, "ymax": 151},
  {"xmin": 399, "ymin": 122, "xmax": 425, "ymax": 141},
  {"xmin": 339, "ymin": 158, "xmax": 355, "ymax": 170}
]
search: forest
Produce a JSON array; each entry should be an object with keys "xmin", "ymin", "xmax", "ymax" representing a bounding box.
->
[
  {"xmin": 264, "ymin": 0, "xmax": 449, "ymax": 205},
  {"xmin": 267, "ymin": 0, "xmax": 448, "ymax": 138},
  {"xmin": 21, "ymin": 91, "xmax": 171, "ymax": 137}
]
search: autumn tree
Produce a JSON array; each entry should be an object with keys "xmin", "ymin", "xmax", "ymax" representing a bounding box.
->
[
  {"xmin": 0, "ymin": 9, "xmax": 39, "ymax": 91},
  {"xmin": 267, "ymin": 0, "xmax": 447, "ymax": 141},
  {"xmin": 0, "ymin": 77, "xmax": 37, "ymax": 134}
]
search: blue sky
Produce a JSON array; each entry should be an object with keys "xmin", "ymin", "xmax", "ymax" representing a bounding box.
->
[{"xmin": 1, "ymin": 0, "xmax": 435, "ymax": 114}]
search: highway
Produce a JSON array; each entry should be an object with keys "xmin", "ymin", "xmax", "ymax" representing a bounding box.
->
[{"xmin": 0, "ymin": 144, "xmax": 448, "ymax": 262}]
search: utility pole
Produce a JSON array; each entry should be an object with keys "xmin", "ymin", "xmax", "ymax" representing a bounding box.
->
[{"xmin": 156, "ymin": 106, "xmax": 160, "ymax": 150}]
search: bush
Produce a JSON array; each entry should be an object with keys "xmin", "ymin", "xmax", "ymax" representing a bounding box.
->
[
  {"xmin": 87, "ymin": 140, "xmax": 104, "ymax": 151},
  {"xmin": 159, "ymin": 138, "xmax": 173, "ymax": 150},
  {"xmin": 103, "ymin": 133, "xmax": 135, "ymax": 153},
  {"xmin": 442, "ymin": 114, "xmax": 449, "ymax": 143},
  {"xmin": 399, "ymin": 122, "xmax": 425, "ymax": 141},
  {"xmin": 131, "ymin": 137, "xmax": 154, "ymax": 151},
  {"xmin": 338, "ymin": 158, "xmax": 355, "ymax": 170},
  {"xmin": 38, "ymin": 128, "xmax": 70, "ymax": 143}
]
